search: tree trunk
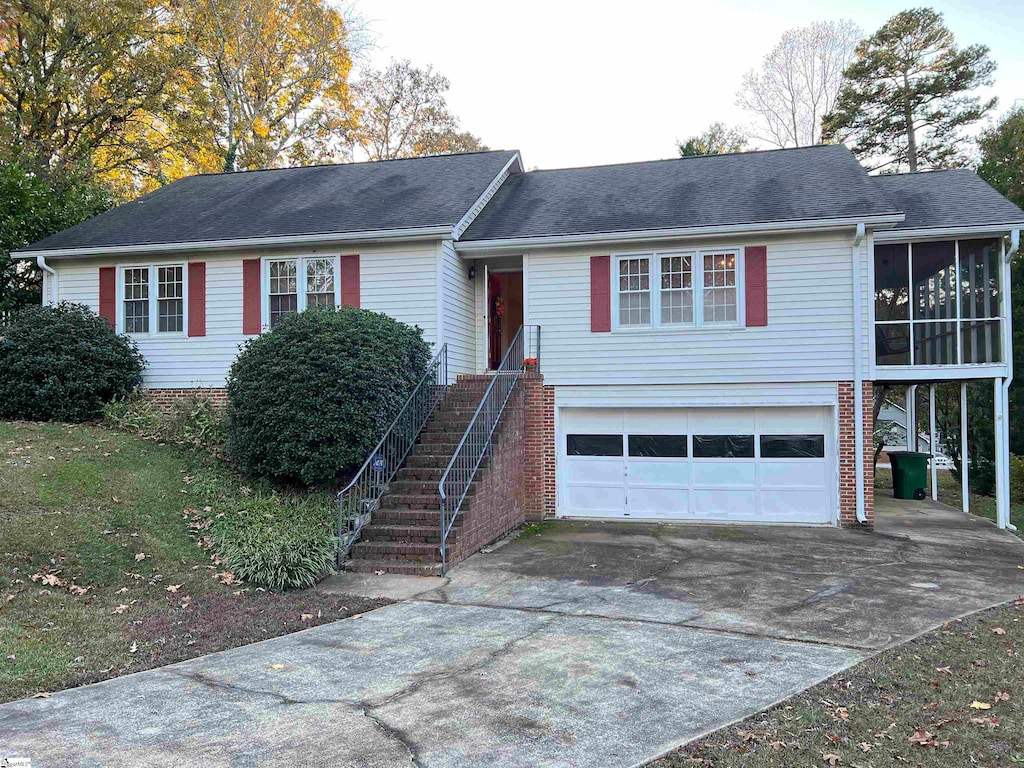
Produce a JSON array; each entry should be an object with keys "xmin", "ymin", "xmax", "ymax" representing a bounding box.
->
[
  {"xmin": 223, "ymin": 143, "xmax": 237, "ymax": 173},
  {"xmin": 903, "ymin": 72, "xmax": 917, "ymax": 172}
]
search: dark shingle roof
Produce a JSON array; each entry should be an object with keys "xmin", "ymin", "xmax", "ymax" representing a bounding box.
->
[
  {"xmin": 872, "ymin": 170, "xmax": 1024, "ymax": 231},
  {"xmin": 22, "ymin": 150, "xmax": 519, "ymax": 254},
  {"xmin": 461, "ymin": 145, "xmax": 900, "ymax": 241}
]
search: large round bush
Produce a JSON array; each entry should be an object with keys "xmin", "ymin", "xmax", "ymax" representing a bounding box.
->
[
  {"xmin": 0, "ymin": 303, "xmax": 145, "ymax": 422},
  {"xmin": 226, "ymin": 308, "xmax": 431, "ymax": 486}
]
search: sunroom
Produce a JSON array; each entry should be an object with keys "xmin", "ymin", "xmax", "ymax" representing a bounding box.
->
[{"xmin": 870, "ymin": 229, "xmax": 1016, "ymax": 530}]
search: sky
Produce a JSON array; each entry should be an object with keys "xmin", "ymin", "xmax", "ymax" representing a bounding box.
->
[{"xmin": 356, "ymin": 0, "xmax": 1024, "ymax": 169}]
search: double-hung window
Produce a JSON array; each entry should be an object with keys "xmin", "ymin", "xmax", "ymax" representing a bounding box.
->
[
  {"xmin": 614, "ymin": 248, "xmax": 740, "ymax": 329},
  {"xmin": 120, "ymin": 264, "xmax": 186, "ymax": 335},
  {"xmin": 265, "ymin": 256, "xmax": 339, "ymax": 328}
]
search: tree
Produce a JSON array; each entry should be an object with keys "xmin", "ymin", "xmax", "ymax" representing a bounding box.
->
[
  {"xmin": 0, "ymin": 159, "xmax": 112, "ymax": 319},
  {"xmin": 174, "ymin": 0, "xmax": 357, "ymax": 172},
  {"xmin": 350, "ymin": 60, "xmax": 486, "ymax": 161},
  {"xmin": 978, "ymin": 105, "xmax": 1024, "ymax": 209},
  {"xmin": 677, "ymin": 123, "xmax": 748, "ymax": 157},
  {"xmin": 0, "ymin": 0, "xmax": 185, "ymax": 185},
  {"xmin": 736, "ymin": 20, "xmax": 862, "ymax": 148},
  {"xmin": 822, "ymin": 8, "xmax": 996, "ymax": 172}
]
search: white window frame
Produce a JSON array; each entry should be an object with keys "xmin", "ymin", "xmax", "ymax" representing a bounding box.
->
[
  {"xmin": 116, "ymin": 262, "xmax": 189, "ymax": 337},
  {"xmin": 260, "ymin": 254, "xmax": 341, "ymax": 330},
  {"xmin": 611, "ymin": 247, "xmax": 744, "ymax": 330}
]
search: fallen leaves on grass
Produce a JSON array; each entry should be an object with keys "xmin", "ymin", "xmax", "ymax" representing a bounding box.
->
[
  {"xmin": 31, "ymin": 692, "xmax": 50, "ymax": 699},
  {"xmin": 134, "ymin": 553, "xmax": 147, "ymax": 562},
  {"xmin": 112, "ymin": 604, "xmax": 131, "ymax": 615},
  {"xmin": 969, "ymin": 700, "xmax": 992, "ymax": 710},
  {"xmin": 213, "ymin": 571, "xmax": 237, "ymax": 585},
  {"xmin": 909, "ymin": 729, "xmax": 938, "ymax": 748},
  {"xmin": 994, "ymin": 690, "xmax": 1010, "ymax": 703},
  {"xmin": 822, "ymin": 753, "xmax": 841, "ymax": 766},
  {"xmin": 165, "ymin": 584, "xmax": 182, "ymax": 593},
  {"xmin": 992, "ymin": 627, "xmax": 1006, "ymax": 635}
]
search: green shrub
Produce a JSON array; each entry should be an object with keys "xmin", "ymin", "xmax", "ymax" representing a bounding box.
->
[
  {"xmin": 1011, "ymin": 455, "xmax": 1024, "ymax": 505},
  {"xmin": 0, "ymin": 302, "xmax": 145, "ymax": 422},
  {"xmin": 104, "ymin": 391, "xmax": 226, "ymax": 453},
  {"xmin": 210, "ymin": 497, "xmax": 336, "ymax": 590},
  {"xmin": 226, "ymin": 307, "xmax": 430, "ymax": 487}
]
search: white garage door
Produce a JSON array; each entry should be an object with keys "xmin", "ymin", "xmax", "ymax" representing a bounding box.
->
[{"xmin": 560, "ymin": 407, "xmax": 834, "ymax": 524}]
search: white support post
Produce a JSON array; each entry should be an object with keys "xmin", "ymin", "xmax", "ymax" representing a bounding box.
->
[
  {"xmin": 994, "ymin": 378, "xmax": 1008, "ymax": 529},
  {"xmin": 960, "ymin": 382, "xmax": 969, "ymax": 513},
  {"xmin": 905, "ymin": 385, "xmax": 917, "ymax": 451},
  {"xmin": 929, "ymin": 384, "xmax": 938, "ymax": 501}
]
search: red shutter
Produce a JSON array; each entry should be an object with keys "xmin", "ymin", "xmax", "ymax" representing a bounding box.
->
[
  {"xmin": 188, "ymin": 262, "xmax": 206, "ymax": 337},
  {"xmin": 99, "ymin": 267, "xmax": 116, "ymax": 329},
  {"xmin": 242, "ymin": 258, "xmax": 261, "ymax": 334},
  {"xmin": 340, "ymin": 254, "xmax": 360, "ymax": 307},
  {"xmin": 590, "ymin": 255, "xmax": 611, "ymax": 332},
  {"xmin": 744, "ymin": 245, "xmax": 768, "ymax": 327}
]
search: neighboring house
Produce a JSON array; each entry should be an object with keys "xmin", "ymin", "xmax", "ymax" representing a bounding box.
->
[
  {"xmin": 16, "ymin": 145, "xmax": 1023, "ymax": 564},
  {"xmin": 875, "ymin": 402, "xmax": 953, "ymax": 470}
]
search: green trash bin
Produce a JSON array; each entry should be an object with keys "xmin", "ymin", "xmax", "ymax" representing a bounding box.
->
[{"xmin": 889, "ymin": 451, "xmax": 932, "ymax": 500}]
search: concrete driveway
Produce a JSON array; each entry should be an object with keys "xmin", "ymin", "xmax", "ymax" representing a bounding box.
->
[{"xmin": 2, "ymin": 497, "xmax": 1022, "ymax": 768}]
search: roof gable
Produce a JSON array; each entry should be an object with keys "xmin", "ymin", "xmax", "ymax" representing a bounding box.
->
[{"xmin": 23, "ymin": 150, "xmax": 520, "ymax": 255}]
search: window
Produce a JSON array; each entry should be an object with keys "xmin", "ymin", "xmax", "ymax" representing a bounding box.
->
[
  {"xmin": 702, "ymin": 252, "xmax": 737, "ymax": 323},
  {"xmin": 566, "ymin": 434, "xmax": 623, "ymax": 456},
  {"xmin": 614, "ymin": 248, "xmax": 740, "ymax": 329},
  {"xmin": 121, "ymin": 264, "xmax": 186, "ymax": 335},
  {"xmin": 660, "ymin": 256, "xmax": 693, "ymax": 324},
  {"xmin": 266, "ymin": 256, "xmax": 338, "ymax": 327},
  {"xmin": 760, "ymin": 435, "xmax": 825, "ymax": 459},
  {"xmin": 306, "ymin": 258, "xmax": 336, "ymax": 308},
  {"xmin": 874, "ymin": 239, "xmax": 1002, "ymax": 366},
  {"xmin": 268, "ymin": 260, "xmax": 298, "ymax": 327},
  {"xmin": 157, "ymin": 266, "xmax": 183, "ymax": 333},
  {"xmin": 628, "ymin": 435, "xmax": 687, "ymax": 457},
  {"xmin": 692, "ymin": 435, "xmax": 755, "ymax": 458},
  {"xmin": 617, "ymin": 257, "xmax": 650, "ymax": 326},
  {"xmin": 123, "ymin": 268, "xmax": 149, "ymax": 334}
]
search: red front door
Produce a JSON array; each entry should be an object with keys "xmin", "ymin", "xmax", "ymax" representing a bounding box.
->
[{"xmin": 488, "ymin": 271, "xmax": 523, "ymax": 369}]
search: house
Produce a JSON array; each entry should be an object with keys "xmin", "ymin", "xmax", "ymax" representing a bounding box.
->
[
  {"xmin": 16, "ymin": 145, "xmax": 1023, "ymax": 572},
  {"xmin": 875, "ymin": 401, "xmax": 953, "ymax": 470}
]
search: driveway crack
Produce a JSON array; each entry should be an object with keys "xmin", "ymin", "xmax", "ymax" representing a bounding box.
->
[{"xmin": 359, "ymin": 706, "xmax": 424, "ymax": 767}]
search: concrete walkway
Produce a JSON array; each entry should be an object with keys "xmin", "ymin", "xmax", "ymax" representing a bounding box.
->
[{"xmin": 2, "ymin": 497, "xmax": 1022, "ymax": 768}]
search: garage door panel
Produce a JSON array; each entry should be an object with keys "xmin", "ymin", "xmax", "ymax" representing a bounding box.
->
[
  {"xmin": 629, "ymin": 460, "xmax": 689, "ymax": 485},
  {"xmin": 628, "ymin": 487, "xmax": 689, "ymax": 517},
  {"xmin": 624, "ymin": 409, "xmax": 688, "ymax": 433},
  {"xmin": 692, "ymin": 461, "xmax": 756, "ymax": 487},
  {"xmin": 565, "ymin": 483, "xmax": 627, "ymax": 516},
  {"xmin": 760, "ymin": 489, "xmax": 831, "ymax": 522},
  {"xmin": 692, "ymin": 489, "xmax": 758, "ymax": 518},
  {"xmin": 559, "ymin": 405, "xmax": 835, "ymax": 525},
  {"xmin": 759, "ymin": 460, "xmax": 828, "ymax": 489}
]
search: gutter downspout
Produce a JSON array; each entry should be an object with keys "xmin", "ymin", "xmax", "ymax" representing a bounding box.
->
[
  {"xmin": 852, "ymin": 223, "xmax": 868, "ymax": 524},
  {"xmin": 36, "ymin": 254, "xmax": 57, "ymax": 306},
  {"xmin": 1002, "ymin": 230, "xmax": 1018, "ymax": 530}
]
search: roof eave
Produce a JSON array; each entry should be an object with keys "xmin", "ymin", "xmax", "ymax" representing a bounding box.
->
[
  {"xmin": 874, "ymin": 223, "xmax": 1024, "ymax": 242},
  {"xmin": 14, "ymin": 225, "xmax": 456, "ymax": 260},
  {"xmin": 455, "ymin": 213, "xmax": 905, "ymax": 253}
]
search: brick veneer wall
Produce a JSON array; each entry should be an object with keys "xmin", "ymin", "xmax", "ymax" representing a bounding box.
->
[
  {"xmin": 839, "ymin": 381, "xmax": 875, "ymax": 527},
  {"xmin": 142, "ymin": 388, "xmax": 227, "ymax": 409},
  {"xmin": 448, "ymin": 382, "xmax": 527, "ymax": 562},
  {"xmin": 522, "ymin": 371, "xmax": 556, "ymax": 521}
]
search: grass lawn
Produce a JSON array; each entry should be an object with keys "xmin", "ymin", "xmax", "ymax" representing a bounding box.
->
[
  {"xmin": 649, "ymin": 600, "xmax": 1024, "ymax": 767},
  {"xmin": 0, "ymin": 421, "xmax": 388, "ymax": 704}
]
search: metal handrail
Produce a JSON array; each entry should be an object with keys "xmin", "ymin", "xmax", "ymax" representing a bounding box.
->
[
  {"xmin": 336, "ymin": 344, "xmax": 448, "ymax": 567},
  {"xmin": 438, "ymin": 325, "xmax": 540, "ymax": 573}
]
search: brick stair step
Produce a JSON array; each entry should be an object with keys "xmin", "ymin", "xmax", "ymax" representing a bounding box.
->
[
  {"xmin": 404, "ymin": 454, "xmax": 452, "ymax": 469},
  {"xmin": 343, "ymin": 559, "xmax": 443, "ymax": 576},
  {"xmin": 351, "ymin": 540, "xmax": 450, "ymax": 560},
  {"xmin": 371, "ymin": 508, "xmax": 444, "ymax": 525},
  {"xmin": 410, "ymin": 442, "xmax": 463, "ymax": 455},
  {"xmin": 358, "ymin": 524, "xmax": 451, "ymax": 543},
  {"xmin": 392, "ymin": 466, "xmax": 444, "ymax": 482}
]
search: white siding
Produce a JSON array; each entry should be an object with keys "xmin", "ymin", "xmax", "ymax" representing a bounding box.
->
[
  {"xmin": 528, "ymin": 232, "xmax": 865, "ymax": 386},
  {"xmin": 554, "ymin": 382, "xmax": 839, "ymax": 408},
  {"xmin": 439, "ymin": 240, "xmax": 476, "ymax": 378},
  {"xmin": 52, "ymin": 240, "xmax": 443, "ymax": 388}
]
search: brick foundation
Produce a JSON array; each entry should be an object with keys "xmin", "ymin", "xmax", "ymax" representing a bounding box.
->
[
  {"xmin": 522, "ymin": 372, "xmax": 556, "ymax": 521},
  {"xmin": 839, "ymin": 381, "xmax": 875, "ymax": 528},
  {"xmin": 142, "ymin": 387, "xmax": 227, "ymax": 409},
  {"xmin": 449, "ymin": 383, "xmax": 528, "ymax": 562}
]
